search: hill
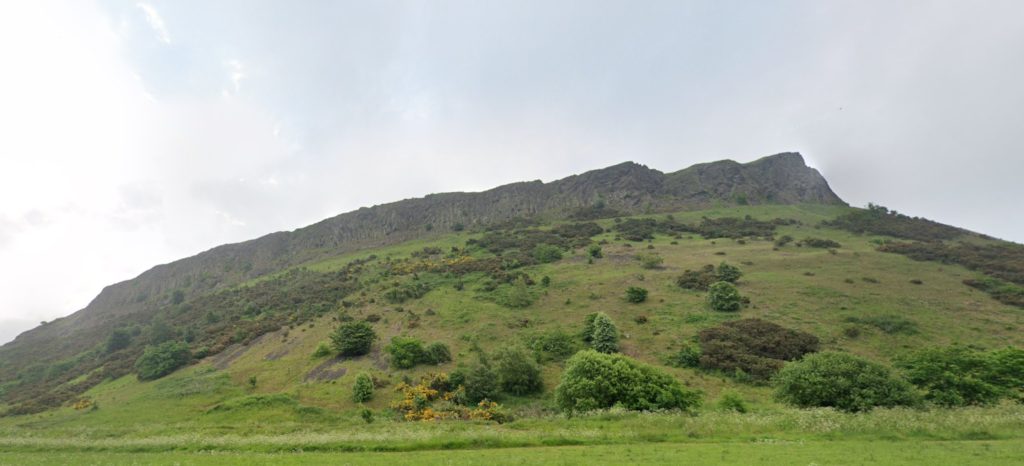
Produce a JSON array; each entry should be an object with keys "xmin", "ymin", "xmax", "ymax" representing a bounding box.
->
[
  {"xmin": 0, "ymin": 152, "xmax": 844, "ymax": 412},
  {"xmin": 1, "ymin": 152, "xmax": 1022, "ymax": 464}
]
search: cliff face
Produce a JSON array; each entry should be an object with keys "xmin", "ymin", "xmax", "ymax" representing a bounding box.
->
[{"xmin": 0, "ymin": 152, "xmax": 843, "ymax": 363}]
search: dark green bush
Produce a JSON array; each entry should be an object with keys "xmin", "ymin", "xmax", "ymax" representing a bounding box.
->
[
  {"xmin": 716, "ymin": 262, "xmax": 743, "ymax": 283},
  {"xmin": 707, "ymin": 281, "xmax": 742, "ymax": 312},
  {"xmin": 676, "ymin": 265, "xmax": 718, "ymax": 291},
  {"xmin": 555, "ymin": 350, "xmax": 702, "ymax": 413},
  {"xmin": 588, "ymin": 244, "xmax": 603, "ymax": 258},
  {"xmin": 105, "ymin": 328, "xmax": 132, "ymax": 353},
  {"xmin": 775, "ymin": 352, "xmax": 917, "ymax": 412},
  {"xmin": 625, "ymin": 286, "xmax": 648, "ymax": 303},
  {"xmin": 330, "ymin": 321, "xmax": 377, "ymax": 356},
  {"xmin": 424, "ymin": 342, "xmax": 452, "ymax": 365},
  {"xmin": 459, "ymin": 364, "xmax": 499, "ymax": 404},
  {"xmin": 494, "ymin": 346, "xmax": 543, "ymax": 396},
  {"xmin": 800, "ymin": 237, "xmax": 842, "ymax": 248},
  {"xmin": 134, "ymin": 341, "xmax": 191, "ymax": 381},
  {"xmin": 698, "ymin": 319, "xmax": 819, "ymax": 381}
]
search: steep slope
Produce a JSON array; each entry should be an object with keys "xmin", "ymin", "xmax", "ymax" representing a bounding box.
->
[{"xmin": 0, "ymin": 152, "xmax": 841, "ymax": 373}]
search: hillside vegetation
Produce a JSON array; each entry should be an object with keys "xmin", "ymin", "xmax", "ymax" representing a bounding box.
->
[{"xmin": 1, "ymin": 154, "xmax": 1022, "ymax": 463}]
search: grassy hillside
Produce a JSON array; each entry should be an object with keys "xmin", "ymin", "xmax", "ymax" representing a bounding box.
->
[{"xmin": 2, "ymin": 203, "xmax": 1022, "ymax": 463}]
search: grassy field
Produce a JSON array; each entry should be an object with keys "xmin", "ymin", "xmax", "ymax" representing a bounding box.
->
[
  {"xmin": 5, "ymin": 440, "xmax": 1023, "ymax": 465},
  {"xmin": 2, "ymin": 204, "xmax": 1022, "ymax": 464}
]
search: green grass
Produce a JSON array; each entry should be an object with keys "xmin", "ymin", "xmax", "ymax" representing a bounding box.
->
[{"xmin": 4, "ymin": 440, "xmax": 1023, "ymax": 465}]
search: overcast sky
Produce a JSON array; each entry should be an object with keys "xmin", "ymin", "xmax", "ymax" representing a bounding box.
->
[{"xmin": 1, "ymin": 0, "xmax": 1023, "ymax": 344}]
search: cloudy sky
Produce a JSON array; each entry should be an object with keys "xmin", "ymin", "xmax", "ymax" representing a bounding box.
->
[{"xmin": 1, "ymin": 0, "xmax": 1023, "ymax": 344}]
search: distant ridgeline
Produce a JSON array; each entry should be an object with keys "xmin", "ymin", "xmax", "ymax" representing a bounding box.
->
[{"xmin": 3, "ymin": 152, "xmax": 1022, "ymax": 416}]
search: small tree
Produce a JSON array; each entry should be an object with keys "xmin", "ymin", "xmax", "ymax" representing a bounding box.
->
[
  {"xmin": 330, "ymin": 321, "xmax": 377, "ymax": 356},
  {"xmin": 590, "ymin": 313, "xmax": 619, "ymax": 354},
  {"xmin": 352, "ymin": 372, "xmax": 374, "ymax": 403},
  {"xmin": 134, "ymin": 341, "xmax": 191, "ymax": 381},
  {"xmin": 588, "ymin": 244, "xmax": 603, "ymax": 258},
  {"xmin": 707, "ymin": 281, "xmax": 742, "ymax": 312},
  {"xmin": 625, "ymin": 286, "xmax": 648, "ymax": 303},
  {"xmin": 775, "ymin": 352, "xmax": 917, "ymax": 412},
  {"xmin": 494, "ymin": 346, "xmax": 543, "ymax": 396}
]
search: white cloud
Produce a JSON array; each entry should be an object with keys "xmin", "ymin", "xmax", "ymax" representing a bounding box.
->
[{"xmin": 136, "ymin": 2, "xmax": 170, "ymax": 44}]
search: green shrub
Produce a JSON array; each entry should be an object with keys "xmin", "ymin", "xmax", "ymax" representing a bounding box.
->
[
  {"xmin": 526, "ymin": 329, "xmax": 580, "ymax": 361},
  {"xmin": 555, "ymin": 350, "xmax": 702, "ymax": 413},
  {"xmin": 494, "ymin": 346, "xmax": 543, "ymax": 396},
  {"xmin": 897, "ymin": 346, "xmax": 1024, "ymax": 406},
  {"xmin": 775, "ymin": 352, "xmax": 917, "ymax": 412},
  {"xmin": 717, "ymin": 391, "xmax": 748, "ymax": 413},
  {"xmin": 425, "ymin": 342, "xmax": 452, "ymax": 365},
  {"xmin": 625, "ymin": 286, "xmax": 648, "ymax": 303},
  {"xmin": 635, "ymin": 253, "xmax": 664, "ymax": 269},
  {"xmin": 707, "ymin": 281, "xmax": 742, "ymax": 312},
  {"xmin": 311, "ymin": 341, "xmax": 332, "ymax": 358},
  {"xmin": 385, "ymin": 337, "xmax": 428, "ymax": 369},
  {"xmin": 532, "ymin": 244, "xmax": 564, "ymax": 263},
  {"xmin": 330, "ymin": 321, "xmax": 376, "ymax": 356},
  {"xmin": 588, "ymin": 244, "xmax": 603, "ymax": 258},
  {"xmin": 698, "ymin": 319, "xmax": 819, "ymax": 381},
  {"xmin": 589, "ymin": 313, "xmax": 619, "ymax": 354},
  {"xmin": 669, "ymin": 344, "xmax": 702, "ymax": 368},
  {"xmin": 134, "ymin": 341, "xmax": 191, "ymax": 381},
  {"xmin": 716, "ymin": 262, "xmax": 742, "ymax": 283},
  {"xmin": 352, "ymin": 372, "xmax": 374, "ymax": 403}
]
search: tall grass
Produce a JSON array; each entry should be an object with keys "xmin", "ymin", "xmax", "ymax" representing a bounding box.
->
[{"xmin": 2, "ymin": 404, "xmax": 1022, "ymax": 453}]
